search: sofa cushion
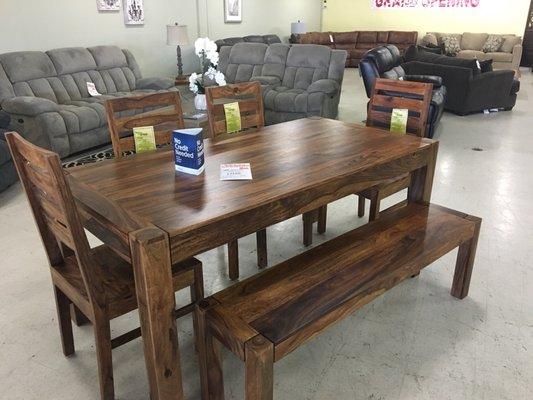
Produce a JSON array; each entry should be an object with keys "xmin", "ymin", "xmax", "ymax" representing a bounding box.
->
[
  {"xmin": 0, "ymin": 51, "xmax": 57, "ymax": 83},
  {"xmin": 389, "ymin": 31, "xmax": 417, "ymax": 44},
  {"xmin": 58, "ymin": 104, "xmax": 103, "ymax": 133},
  {"xmin": 223, "ymin": 43, "xmax": 268, "ymax": 83},
  {"xmin": 262, "ymin": 44, "xmax": 290, "ymax": 80},
  {"xmin": 282, "ymin": 45, "xmax": 330, "ymax": 90},
  {"xmin": 263, "ymin": 87, "xmax": 309, "ymax": 113},
  {"xmin": 88, "ymin": 46, "xmax": 128, "ymax": 69},
  {"xmin": 358, "ymin": 31, "xmax": 378, "ymax": 43},
  {"xmin": 485, "ymin": 52, "xmax": 513, "ymax": 62},
  {"xmin": 500, "ymin": 35, "xmax": 521, "ymax": 53},
  {"xmin": 0, "ymin": 64, "xmax": 15, "ymax": 101},
  {"xmin": 442, "ymin": 36, "xmax": 462, "ymax": 56},
  {"xmin": 47, "ymin": 47, "xmax": 98, "ymax": 75},
  {"xmin": 0, "ymin": 137, "xmax": 12, "ymax": 166},
  {"xmin": 461, "ymin": 33, "xmax": 488, "ymax": 50},
  {"xmin": 482, "ymin": 35, "xmax": 503, "ymax": 53},
  {"xmin": 334, "ymin": 31, "xmax": 358, "ymax": 44},
  {"xmin": 457, "ymin": 50, "xmax": 485, "ymax": 59},
  {"xmin": 422, "ymin": 33, "xmax": 438, "ymax": 47}
]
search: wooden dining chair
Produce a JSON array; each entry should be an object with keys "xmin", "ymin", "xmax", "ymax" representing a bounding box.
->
[
  {"xmin": 105, "ymin": 91, "xmax": 185, "ymax": 158},
  {"xmin": 358, "ymin": 78, "xmax": 433, "ymax": 220},
  {"xmin": 205, "ymin": 81, "xmax": 268, "ymax": 279},
  {"xmin": 5, "ymin": 132, "xmax": 204, "ymax": 400}
]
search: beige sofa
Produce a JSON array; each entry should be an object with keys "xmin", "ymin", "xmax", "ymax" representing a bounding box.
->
[{"xmin": 424, "ymin": 32, "xmax": 522, "ymax": 71}]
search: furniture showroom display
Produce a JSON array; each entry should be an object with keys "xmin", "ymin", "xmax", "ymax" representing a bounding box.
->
[
  {"xmin": 404, "ymin": 46, "xmax": 520, "ymax": 115},
  {"xmin": 0, "ymin": 46, "xmax": 179, "ymax": 158},
  {"xmin": 66, "ymin": 117, "xmax": 481, "ymax": 400},
  {"xmin": 0, "ymin": 110, "xmax": 17, "ymax": 191},
  {"xmin": 421, "ymin": 32, "xmax": 523, "ymax": 71},
  {"xmin": 218, "ymin": 43, "xmax": 347, "ymax": 124},
  {"xmin": 291, "ymin": 30, "xmax": 418, "ymax": 67},
  {"xmin": 215, "ymin": 34, "xmax": 282, "ymax": 51},
  {"xmin": 359, "ymin": 45, "xmax": 446, "ymax": 138}
]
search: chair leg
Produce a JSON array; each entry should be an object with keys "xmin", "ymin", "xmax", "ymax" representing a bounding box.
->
[
  {"xmin": 245, "ymin": 336, "xmax": 274, "ymax": 400},
  {"xmin": 93, "ymin": 314, "xmax": 115, "ymax": 400},
  {"xmin": 357, "ymin": 195, "xmax": 365, "ymax": 218},
  {"xmin": 256, "ymin": 229, "xmax": 268, "ymax": 269},
  {"xmin": 302, "ymin": 212, "xmax": 314, "ymax": 247},
  {"xmin": 368, "ymin": 192, "xmax": 381, "ymax": 222},
  {"xmin": 198, "ymin": 305, "xmax": 225, "ymax": 400},
  {"xmin": 228, "ymin": 240, "xmax": 239, "ymax": 280},
  {"xmin": 191, "ymin": 263, "xmax": 205, "ymax": 351},
  {"xmin": 451, "ymin": 217, "xmax": 481, "ymax": 299},
  {"xmin": 317, "ymin": 206, "xmax": 327, "ymax": 234},
  {"xmin": 53, "ymin": 286, "xmax": 75, "ymax": 357},
  {"xmin": 71, "ymin": 304, "xmax": 90, "ymax": 327}
]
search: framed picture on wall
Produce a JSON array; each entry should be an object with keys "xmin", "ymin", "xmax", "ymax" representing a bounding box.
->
[
  {"xmin": 224, "ymin": 0, "xmax": 242, "ymax": 23},
  {"xmin": 97, "ymin": 0, "xmax": 120, "ymax": 11},
  {"xmin": 124, "ymin": 0, "xmax": 144, "ymax": 25}
]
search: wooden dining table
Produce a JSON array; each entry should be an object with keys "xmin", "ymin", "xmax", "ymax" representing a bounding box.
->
[{"xmin": 66, "ymin": 117, "xmax": 438, "ymax": 400}]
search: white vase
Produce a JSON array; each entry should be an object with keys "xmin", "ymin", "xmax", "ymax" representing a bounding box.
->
[{"xmin": 194, "ymin": 94, "xmax": 207, "ymax": 111}]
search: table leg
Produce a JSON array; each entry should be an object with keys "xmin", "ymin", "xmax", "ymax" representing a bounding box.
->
[
  {"xmin": 408, "ymin": 142, "xmax": 439, "ymax": 204},
  {"xmin": 129, "ymin": 227, "xmax": 184, "ymax": 400}
]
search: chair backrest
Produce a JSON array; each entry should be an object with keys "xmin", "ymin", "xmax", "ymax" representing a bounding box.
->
[
  {"xmin": 5, "ymin": 132, "xmax": 105, "ymax": 307},
  {"xmin": 105, "ymin": 91, "xmax": 185, "ymax": 158},
  {"xmin": 205, "ymin": 81, "xmax": 264, "ymax": 137},
  {"xmin": 366, "ymin": 78, "xmax": 432, "ymax": 137}
]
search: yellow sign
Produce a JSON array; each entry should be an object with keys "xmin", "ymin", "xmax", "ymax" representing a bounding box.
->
[
  {"xmin": 390, "ymin": 108, "xmax": 409, "ymax": 134},
  {"xmin": 133, "ymin": 126, "xmax": 156, "ymax": 153},
  {"xmin": 223, "ymin": 102, "xmax": 242, "ymax": 133}
]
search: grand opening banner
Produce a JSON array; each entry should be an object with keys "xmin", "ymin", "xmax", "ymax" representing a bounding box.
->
[{"xmin": 372, "ymin": 0, "xmax": 480, "ymax": 7}]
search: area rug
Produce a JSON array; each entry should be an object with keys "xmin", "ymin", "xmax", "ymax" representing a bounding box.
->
[{"xmin": 61, "ymin": 148, "xmax": 135, "ymax": 169}]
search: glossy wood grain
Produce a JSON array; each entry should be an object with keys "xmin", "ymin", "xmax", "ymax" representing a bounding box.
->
[
  {"xmin": 200, "ymin": 203, "xmax": 481, "ymax": 399},
  {"xmin": 105, "ymin": 91, "xmax": 185, "ymax": 158}
]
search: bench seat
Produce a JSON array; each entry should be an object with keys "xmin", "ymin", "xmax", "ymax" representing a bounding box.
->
[{"xmin": 198, "ymin": 203, "xmax": 481, "ymax": 399}]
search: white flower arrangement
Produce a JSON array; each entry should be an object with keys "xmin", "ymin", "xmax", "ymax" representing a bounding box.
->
[{"xmin": 189, "ymin": 37, "xmax": 227, "ymax": 95}]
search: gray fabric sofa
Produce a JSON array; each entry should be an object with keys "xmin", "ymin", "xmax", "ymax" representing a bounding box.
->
[
  {"xmin": 0, "ymin": 46, "xmax": 177, "ymax": 158},
  {"xmin": 0, "ymin": 111, "xmax": 17, "ymax": 193},
  {"xmin": 218, "ymin": 43, "xmax": 347, "ymax": 124}
]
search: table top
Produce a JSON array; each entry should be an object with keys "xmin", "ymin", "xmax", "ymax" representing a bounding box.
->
[{"xmin": 69, "ymin": 118, "xmax": 434, "ymax": 240}]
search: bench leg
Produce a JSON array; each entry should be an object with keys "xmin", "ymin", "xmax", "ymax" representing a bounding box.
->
[
  {"xmin": 198, "ymin": 303, "xmax": 225, "ymax": 400},
  {"xmin": 451, "ymin": 218, "xmax": 481, "ymax": 299},
  {"xmin": 369, "ymin": 191, "xmax": 381, "ymax": 221},
  {"xmin": 256, "ymin": 229, "xmax": 268, "ymax": 269},
  {"xmin": 302, "ymin": 212, "xmax": 314, "ymax": 247},
  {"xmin": 357, "ymin": 195, "xmax": 365, "ymax": 218},
  {"xmin": 245, "ymin": 336, "xmax": 274, "ymax": 400},
  {"xmin": 71, "ymin": 304, "xmax": 90, "ymax": 327},
  {"xmin": 228, "ymin": 240, "xmax": 239, "ymax": 280},
  {"xmin": 317, "ymin": 206, "xmax": 327, "ymax": 234}
]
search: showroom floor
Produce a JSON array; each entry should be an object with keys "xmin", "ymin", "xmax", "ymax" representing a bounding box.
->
[{"xmin": 0, "ymin": 69, "xmax": 531, "ymax": 400}]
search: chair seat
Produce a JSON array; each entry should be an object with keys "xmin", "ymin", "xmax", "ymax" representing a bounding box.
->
[{"xmin": 51, "ymin": 245, "xmax": 201, "ymax": 320}]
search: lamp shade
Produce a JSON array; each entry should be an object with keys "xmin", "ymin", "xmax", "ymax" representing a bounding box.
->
[
  {"xmin": 167, "ymin": 24, "xmax": 190, "ymax": 46},
  {"xmin": 291, "ymin": 21, "xmax": 307, "ymax": 35}
]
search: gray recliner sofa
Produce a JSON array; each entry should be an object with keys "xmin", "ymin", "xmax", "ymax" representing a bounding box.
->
[
  {"xmin": 0, "ymin": 46, "xmax": 177, "ymax": 158},
  {"xmin": 218, "ymin": 43, "xmax": 347, "ymax": 124},
  {"xmin": 0, "ymin": 111, "xmax": 17, "ymax": 193}
]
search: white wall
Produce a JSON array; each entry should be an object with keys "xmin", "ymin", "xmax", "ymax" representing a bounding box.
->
[
  {"xmin": 0, "ymin": 0, "xmax": 323, "ymax": 78},
  {"xmin": 197, "ymin": 0, "xmax": 323, "ymax": 41}
]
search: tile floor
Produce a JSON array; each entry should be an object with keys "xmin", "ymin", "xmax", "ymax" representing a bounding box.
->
[{"xmin": 0, "ymin": 69, "xmax": 532, "ymax": 400}]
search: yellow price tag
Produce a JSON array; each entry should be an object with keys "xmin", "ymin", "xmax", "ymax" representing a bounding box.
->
[
  {"xmin": 133, "ymin": 126, "xmax": 156, "ymax": 153},
  {"xmin": 390, "ymin": 108, "xmax": 408, "ymax": 134},
  {"xmin": 224, "ymin": 102, "xmax": 242, "ymax": 133}
]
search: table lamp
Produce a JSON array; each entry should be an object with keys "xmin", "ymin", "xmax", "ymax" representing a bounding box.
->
[
  {"xmin": 290, "ymin": 20, "xmax": 307, "ymax": 44},
  {"xmin": 291, "ymin": 20, "xmax": 307, "ymax": 35},
  {"xmin": 167, "ymin": 23, "xmax": 190, "ymax": 80}
]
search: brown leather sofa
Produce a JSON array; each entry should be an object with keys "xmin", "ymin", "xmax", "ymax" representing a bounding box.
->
[{"xmin": 291, "ymin": 31, "xmax": 418, "ymax": 67}]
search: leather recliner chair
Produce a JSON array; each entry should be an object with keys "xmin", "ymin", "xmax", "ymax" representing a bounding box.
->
[{"xmin": 359, "ymin": 45, "xmax": 446, "ymax": 138}]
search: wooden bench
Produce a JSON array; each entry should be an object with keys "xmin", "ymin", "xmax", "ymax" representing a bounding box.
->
[{"xmin": 197, "ymin": 203, "xmax": 481, "ymax": 400}]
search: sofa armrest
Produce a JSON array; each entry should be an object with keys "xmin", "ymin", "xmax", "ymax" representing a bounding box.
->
[
  {"xmin": 404, "ymin": 74, "xmax": 443, "ymax": 88},
  {"xmin": 307, "ymin": 79, "xmax": 340, "ymax": 95},
  {"xmin": 250, "ymin": 76, "xmax": 282, "ymax": 86},
  {"xmin": 136, "ymin": 77, "xmax": 175, "ymax": 90},
  {"xmin": 1, "ymin": 97, "xmax": 59, "ymax": 117},
  {"xmin": 511, "ymin": 44, "xmax": 523, "ymax": 71}
]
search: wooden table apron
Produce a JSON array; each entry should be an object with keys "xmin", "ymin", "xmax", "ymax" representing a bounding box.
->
[{"xmin": 67, "ymin": 118, "xmax": 439, "ymax": 400}]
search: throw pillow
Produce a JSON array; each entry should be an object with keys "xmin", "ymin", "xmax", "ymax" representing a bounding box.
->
[
  {"xmin": 442, "ymin": 36, "xmax": 461, "ymax": 56},
  {"xmin": 422, "ymin": 33, "xmax": 438, "ymax": 47},
  {"xmin": 482, "ymin": 35, "xmax": 503, "ymax": 53},
  {"xmin": 500, "ymin": 35, "xmax": 521, "ymax": 53}
]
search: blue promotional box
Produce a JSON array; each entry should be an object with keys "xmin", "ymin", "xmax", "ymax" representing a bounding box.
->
[{"xmin": 172, "ymin": 128, "xmax": 205, "ymax": 175}]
